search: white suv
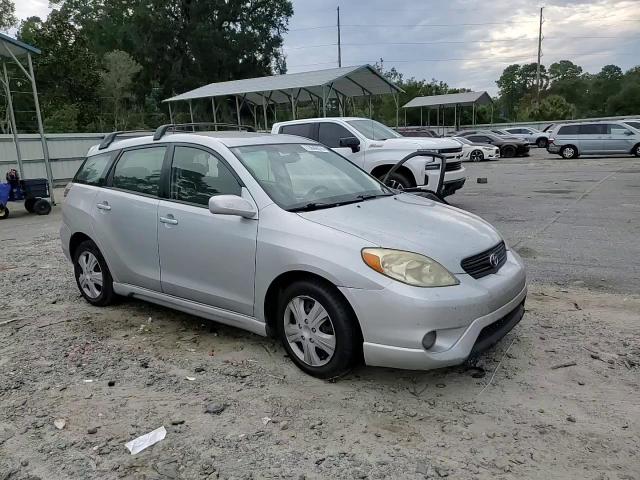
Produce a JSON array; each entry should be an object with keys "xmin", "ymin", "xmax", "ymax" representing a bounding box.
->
[{"xmin": 272, "ymin": 118, "xmax": 466, "ymax": 196}]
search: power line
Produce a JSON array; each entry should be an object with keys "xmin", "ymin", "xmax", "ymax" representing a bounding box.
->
[{"xmin": 288, "ymin": 19, "xmax": 538, "ymax": 31}]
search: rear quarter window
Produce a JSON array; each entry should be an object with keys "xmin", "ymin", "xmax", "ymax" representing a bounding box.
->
[
  {"xmin": 73, "ymin": 152, "xmax": 114, "ymax": 186},
  {"xmin": 279, "ymin": 123, "xmax": 316, "ymax": 141}
]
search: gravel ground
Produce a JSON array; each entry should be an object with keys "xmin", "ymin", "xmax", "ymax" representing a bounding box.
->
[{"xmin": 1, "ymin": 157, "xmax": 639, "ymax": 479}]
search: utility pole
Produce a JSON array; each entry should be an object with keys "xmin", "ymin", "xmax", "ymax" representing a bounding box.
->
[
  {"xmin": 535, "ymin": 7, "xmax": 544, "ymax": 106},
  {"xmin": 337, "ymin": 6, "xmax": 342, "ymax": 67}
]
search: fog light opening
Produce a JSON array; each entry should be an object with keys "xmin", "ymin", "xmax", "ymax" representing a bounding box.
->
[{"xmin": 422, "ymin": 331, "xmax": 437, "ymax": 350}]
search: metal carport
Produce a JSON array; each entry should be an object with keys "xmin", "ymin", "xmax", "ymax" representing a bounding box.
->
[
  {"xmin": 163, "ymin": 64, "xmax": 403, "ymax": 130},
  {"xmin": 402, "ymin": 91, "xmax": 493, "ymax": 134},
  {"xmin": 0, "ymin": 33, "xmax": 55, "ymax": 204}
]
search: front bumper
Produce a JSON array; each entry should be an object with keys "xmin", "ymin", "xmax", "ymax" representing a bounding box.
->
[
  {"xmin": 547, "ymin": 144, "xmax": 561, "ymax": 153},
  {"xmin": 339, "ymin": 250, "xmax": 527, "ymax": 371},
  {"xmin": 442, "ymin": 178, "xmax": 466, "ymax": 196}
]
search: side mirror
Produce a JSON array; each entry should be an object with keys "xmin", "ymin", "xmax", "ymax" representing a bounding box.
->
[
  {"xmin": 339, "ymin": 136, "xmax": 361, "ymax": 153},
  {"xmin": 208, "ymin": 195, "xmax": 257, "ymax": 218}
]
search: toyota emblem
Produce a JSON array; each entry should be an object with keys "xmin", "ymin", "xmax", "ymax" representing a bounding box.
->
[{"xmin": 489, "ymin": 253, "xmax": 499, "ymax": 268}]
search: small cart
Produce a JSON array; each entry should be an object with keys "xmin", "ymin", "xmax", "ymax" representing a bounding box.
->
[{"xmin": 0, "ymin": 178, "xmax": 52, "ymax": 219}]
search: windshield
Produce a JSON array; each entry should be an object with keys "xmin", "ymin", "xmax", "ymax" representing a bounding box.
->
[
  {"xmin": 232, "ymin": 143, "xmax": 392, "ymax": 211},
  {"xmin": 624, "ymin": 121, "xmax": 640, "ymax": 130},
  {"xmin": 347, "ymin": 119, "xmax": 401, "ymax": 140},
  {"xmin": 453, "ymin": 136, "xmax": 472, "ymax": 145}
]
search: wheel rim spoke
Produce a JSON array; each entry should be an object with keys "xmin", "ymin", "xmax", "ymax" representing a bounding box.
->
[
  {"xmin": 77, "ymin": 251, "xmax": 102, "ymax": 299},
  {"xmin": 284, "ymin": 295, "xmax": 336, "ymax": 367}
]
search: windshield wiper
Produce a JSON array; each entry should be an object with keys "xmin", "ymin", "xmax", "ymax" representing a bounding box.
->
[
  {"xmin": 356, "ymin": 192, "xmax": 394, "ymax": 201},
  {"xmin": 288, "ymin": 202, "xmax": 341, "ymax": 212}
]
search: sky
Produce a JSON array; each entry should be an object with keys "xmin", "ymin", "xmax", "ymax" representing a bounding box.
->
[{"xmin": 15, "ymin": 0, "xmax": 640, "ymax": 95}]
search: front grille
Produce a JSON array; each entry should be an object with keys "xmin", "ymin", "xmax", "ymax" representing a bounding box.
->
[
  {"xmin": 445, "ymin": 161, "xmax": 462, "ymax": 172},
  {"xmin": 437, "ymin": 147, "xmax": 462, "ymax": 154},
  {"xmin": 461, "ymin": 241, "xmax": 507, "ymax": 279}
]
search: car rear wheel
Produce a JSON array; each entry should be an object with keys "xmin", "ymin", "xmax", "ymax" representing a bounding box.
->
[
  {"xmin": 561, "ymin": 145, "xmax": 578, "ymax": 159},
  {"xmin": 277, "ymin": 279, "xmax": 359, "ymax": 379},
  {"xmin": 379, "ymin": 171, "xmax": 413, "ymax": 190},
  {"xmin": 633, "ymin": 144, "xmax": 640, "ymax": 157},
  {"xmin": 73, "ymin": 240, "xmax": 116, "ymax": 306},
  {"xmin": 470, "ymin": 150, "xmax": 484, "ymax": 162},
  {"xmin": 0, "ymin": 205, "xmax": 9, "ymax": 219},
  {"xmin": 502, "ymin": 146, "xmax": 516, "ymax": 158},
  {"xmin": 536, "ymin": 137, "xmax": 548, "ymax": 148}
]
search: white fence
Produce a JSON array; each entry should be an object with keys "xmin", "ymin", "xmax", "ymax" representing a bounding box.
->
[{"xmin": 0, "ymin": 133, "xmax": 102, "ymax": 185}]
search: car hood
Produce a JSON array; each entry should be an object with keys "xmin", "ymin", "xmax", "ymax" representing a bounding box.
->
[
  {"xmin": 373, "ymin": 137, "xmax": 462, "ymax": 152},
  {"xmin": 298, "ymin": 194, "xmax": 502, "ymax": 274}
]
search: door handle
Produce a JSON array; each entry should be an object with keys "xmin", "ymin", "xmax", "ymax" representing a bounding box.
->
[
  {"xmin": 159, "ymin": 215, "xmax": 178, "ymax": 225},
  {"xmin": 96, "ymin": 202, "xmax": 111, "ymax": 211}
]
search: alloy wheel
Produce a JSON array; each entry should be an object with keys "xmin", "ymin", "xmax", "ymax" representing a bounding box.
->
[
  {"xmin": 283, "ymin": 295, "xmax": 336, "ymax": 367},
  {"xmin": 77, "ymin": 251, "xmax": 103, "ymax": 299},
  {"xmin": 470, "ymin": 150, "xmax": 484, "ymax": 162}
]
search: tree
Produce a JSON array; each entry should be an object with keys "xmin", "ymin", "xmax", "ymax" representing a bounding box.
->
[
  {"xmin": 548, "ymin": 60, "xmax": 588, "ymax": 107},
  {"xmin": 496, "ymin": 63, "xmax": 548, "ymax": 120},
  {"xmin": 100, "ymin": 50, "xmax": 142, "ymax": 130},
  {"xmin": 0, "ymin": 0, "xmax": 16, "ymax": 31},
  {"xmin": 520, "ymin": 95, "xmax": 576, "ymax": 121},
  {"xmin": 549, "ymin": 60, "xmax": 583, "ymax": 82},
  {"xmin": 18, "ymin": 10, "xmax": 101, "ymax": 132}
]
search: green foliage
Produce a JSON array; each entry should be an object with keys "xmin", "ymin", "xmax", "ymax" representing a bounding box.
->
[
  {"xmin": 16, "ymin": 0, "xmax": 293, "ymax": 132},
  {"xmin": 44, "ymin": 104, "xmax": 80, "ymax": 132},
  {"xmin": 0, "ymin": 0, "xmax": 16, "ymax": 31},
  {"xmin": 497, "ymin": 60, "xmax": 639, "ymax": 122}
]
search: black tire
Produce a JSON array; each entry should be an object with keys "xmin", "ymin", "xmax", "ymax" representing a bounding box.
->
[
  {"xmin": 379, "ymin": 171, "xmax": 413, "ymax": 190},
  {"xmin": 25, "ymin": 198, "xmax": 37, "ymax": 213},
  {"xmin": 560, "ymin": 145, "xmax": 578, "ymax": 159},
  {"xmin": 277, "ymin": 279, "xmax": 359, "ymax": 379},
  {"xmin": 501, "ymin": 145, "xmax": 516, "ymax": 158},
  {"xmin": 73, "ymin": 240, "xmax": 116, "ymax": 306},
  {"xmin": 536, "ymin": 137, "xmax": 548, "ymax": 148},
  {"xmin": 0, "ymin": 205, "xmax": 8, "ymax": 219},
  {"xmin": 633, "ymin": 144, "xmax": 640, "ymax": 158},
  {"xmin": 33, "ymin": 199, "xmax": 51, "ymax": 215},
  {"xmin": 470, "ymin": 150, "xmax": 484, "ymax": 162}
]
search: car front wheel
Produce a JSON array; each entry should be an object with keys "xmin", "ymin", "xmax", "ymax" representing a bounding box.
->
[
  {"xmin": 470, "ymin": 150, "xmax": 484, "ymax": 162},
  {"xmin": 536, "ymin": 137, "xmax": 548, "ymax": 148},
  {"xmin": 277, "ymin": 279, "xmax": 359, "ymax": 379},
  {"xmin": 379, "ymin": 171, "xmax": 413, "ymax": 190},
  {"xmin": 73, "ymin": 240, "xmax": 116, "ymax": 306}
]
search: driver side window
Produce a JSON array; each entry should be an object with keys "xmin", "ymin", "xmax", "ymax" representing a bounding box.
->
[
  {"xmin": 170, "ymin": 146, "xmax": 241, "ymax": 206},
  {"xmin": 318, "ymin": 123, "xmax": 353, "ymax": 148}
]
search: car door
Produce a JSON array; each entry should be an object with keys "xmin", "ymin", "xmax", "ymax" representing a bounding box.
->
[
  {"xmin": 604, "ymin": 124, "xmax": 635, "ymax": 153},
  {"xmin": 157, "ymin": 144, "xmax": 258, "ymax": 316},
  {"xmin": 577, "ymin": 124, "xmax": 604, "ymax": 153},
  {"xmin": 93, "ymin": 145, "xmax": 167, "ymax": 291},
  {"xmin": 317, "ymin": 122, "xmax": 365, "ymax": 168}
]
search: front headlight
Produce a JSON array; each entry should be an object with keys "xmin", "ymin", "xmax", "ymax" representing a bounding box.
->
[{"xmin": 362, "ymin": 248, "xmax": 459, "ymax": 287}]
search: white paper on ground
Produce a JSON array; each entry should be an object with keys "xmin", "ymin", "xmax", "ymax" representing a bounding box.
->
[{"xmin": 125, "ymin": 426, "xmax": 166, "ymax": 455}]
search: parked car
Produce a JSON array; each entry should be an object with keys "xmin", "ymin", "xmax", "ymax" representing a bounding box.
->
[
  {"xmin": 457, "ymin": 129, "xmax": 519, "ymax": 141},
  {"xmin": 459, "ymin": 132, "xmax": 530, "ymax": 158},
  {"xmin": 547, "ymin": 121, "xmax": 640, "ymax": 158},
  {"xmin": 503, "ymin": 127, "xmax": 550, "ymax": 148},
  {"xmin": 623, "ymin": 119, "xmax": 640, "ymax": 131},
  {"xmin": 452, "ymin": 136, "xmax": 500, "ymax": 162},
  {"xmin": 271, "ymin": 118, "xmax": 466, "ymax": 196},
  {"xmin": 61, "ymin": 128, "xmax": 527, "ymax": 378}
]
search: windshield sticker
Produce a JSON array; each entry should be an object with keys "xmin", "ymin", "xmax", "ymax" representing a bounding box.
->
[{"xmin": 301, "ymin": 144, "xmax": 329, "ymax": 152}]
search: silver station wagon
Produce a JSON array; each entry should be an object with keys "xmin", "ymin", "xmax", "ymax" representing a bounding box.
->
[{"xmin": 61, "ymin": 126, "xmax": 527, "ymax": 378}]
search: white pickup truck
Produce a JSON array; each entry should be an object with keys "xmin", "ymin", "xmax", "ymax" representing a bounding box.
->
[{"xmin": 271, "ymin": 117, "xmax": 466, "ymax": 196}]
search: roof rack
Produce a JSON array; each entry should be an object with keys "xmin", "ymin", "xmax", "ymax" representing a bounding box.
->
[
  {"xmin": 153, "ymin": 123, "xmax": 257, "ymax": 141},
  {"xmin": 98, "ymin": 130, "xmax": 154, "ymax": 150}
]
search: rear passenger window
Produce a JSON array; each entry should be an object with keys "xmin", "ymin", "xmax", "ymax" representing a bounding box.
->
[
  {"xmin": 578, "ymin": 124, "xmax": 605, "ymax": 135},
  {"xmin": 557, "ymin": 125, "xmax": 579, "ymax": 135},
  {"xmin": 607, "ymin": 124, "xmax": 631, "ymax": 135},
  {"xmin": 170, "ymin": 146, "xmax": 241, "ymax": 206},
  {"xmin": 74, "ymin": 152, "xmax": 112, "ymax": 186},
  {"xmin": 280, "ymin": 123, "xmax": 315, "ymax": 141},
  {"xmin": 318, "ymin": 123, "xmax": 354, "ymax": 148},
  {"xmin": 112, "ymin": 147, "xmax": 165, "ymax": 196}
]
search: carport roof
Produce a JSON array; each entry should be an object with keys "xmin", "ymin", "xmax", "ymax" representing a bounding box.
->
[
  {"xmin": 0, "ymin": 32, "xmax": 41, "ymax": 57},
  {"xmin": 403, "ymin": 91, "xmax": 492, "ymax": 109},
  {"xmin": 164, "ymin": 64, "xmax": 402, "ymax": 105}
]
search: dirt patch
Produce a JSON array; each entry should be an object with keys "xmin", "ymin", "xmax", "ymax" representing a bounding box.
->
[{"xmin": 1, "ymin": 232, "xmax": 639, "ymax": 479}]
